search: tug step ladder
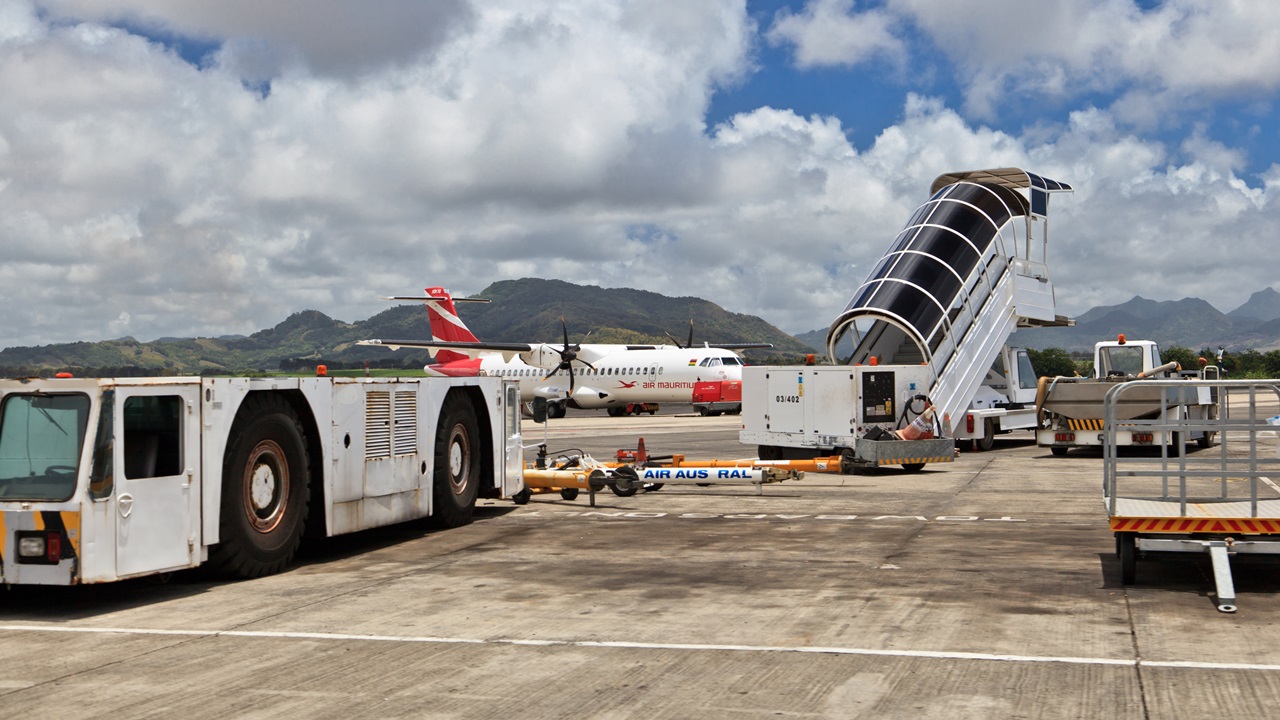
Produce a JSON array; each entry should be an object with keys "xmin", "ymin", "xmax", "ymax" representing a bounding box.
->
[
  {"xmin": 826, "ymin": 168, "xmax": 1073, "ymax": 434},
  {"xmin": 1104, "ymin": 379, "xmax": 1280, "ymax": 612}
]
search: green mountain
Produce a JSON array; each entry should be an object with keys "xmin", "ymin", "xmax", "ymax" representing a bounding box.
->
[{"xmin": 0, "ymin": 279, "xmax": 809, "ymax": 375}]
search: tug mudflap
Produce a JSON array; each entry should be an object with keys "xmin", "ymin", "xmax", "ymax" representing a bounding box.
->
[{"xmin": 853, "ymin": 437, "xmax": 955, "ymax": 467}]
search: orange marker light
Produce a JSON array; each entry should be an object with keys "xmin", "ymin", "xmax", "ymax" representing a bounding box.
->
[
  {"xmin": 1117, "ymin": 333, "xmax": 1126, "ymax": 344},
  {"xmin": 316, "ymin": 365, "xmax": 328, "ymax": 377}
]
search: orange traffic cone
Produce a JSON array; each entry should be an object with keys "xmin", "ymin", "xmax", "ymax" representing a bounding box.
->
[{"xmin": 896, "ymin": 405, "xmax": 936, "ymax": 441}]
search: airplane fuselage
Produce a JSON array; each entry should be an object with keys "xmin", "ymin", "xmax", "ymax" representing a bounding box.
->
[{"xmin": 426, "ymin": 345, "xmax": 745, "ymax": 409}]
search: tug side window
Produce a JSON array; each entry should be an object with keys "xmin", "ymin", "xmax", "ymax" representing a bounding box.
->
[{"xmin": 122, "ymin": 395, "xmax": 183, "ymax": 479}]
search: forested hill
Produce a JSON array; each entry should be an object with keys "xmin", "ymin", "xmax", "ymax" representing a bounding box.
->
[{"xmin": 0, "ymin": 278, "xmax": 811, "ymax": 375}]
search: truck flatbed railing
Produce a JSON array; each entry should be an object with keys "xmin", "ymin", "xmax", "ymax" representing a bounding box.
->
[{"xmin": 1103, "ymin": 379, "xmax": 1280, "ymax": 612}]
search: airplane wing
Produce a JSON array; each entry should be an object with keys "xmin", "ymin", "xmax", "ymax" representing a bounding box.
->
[{"xmin": 358, "ymin": 338, "xmax": 534, "ymax": 362}]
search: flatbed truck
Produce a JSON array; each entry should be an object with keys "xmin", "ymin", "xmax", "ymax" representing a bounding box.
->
[{"xmin": 1036, "ymin": 336, "xmax": 1216, "ymax": 454}]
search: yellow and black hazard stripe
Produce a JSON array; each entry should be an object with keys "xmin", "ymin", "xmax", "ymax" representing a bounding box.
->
[
  {"xmin": 877, "ymin": 454, "xmax": 953, "ymax": 466},
  {"xmin": 1067, "ymin": 418, "xmax": 1104, "ymax": 431},
  {"xmin": 1111, "ymin": 516, "xmax": 1280, "ymax": 534},
  {"xmin": 0, "ymin": 510, "xmax": 80, "ymax": 565}
]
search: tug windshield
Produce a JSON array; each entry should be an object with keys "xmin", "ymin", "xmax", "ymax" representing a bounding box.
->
[{"xmin": 0, "ymin": 393, "xmax": 90, "ymax": 501}]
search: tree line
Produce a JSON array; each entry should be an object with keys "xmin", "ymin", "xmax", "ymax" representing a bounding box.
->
[{"xmin": 1027, "ymin": 346, "xmax": 1280, "ymax": 379}]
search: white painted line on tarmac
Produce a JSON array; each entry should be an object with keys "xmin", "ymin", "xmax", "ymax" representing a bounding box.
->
[
  {"xmin": 1259, "ymin": 475, "xmax": 1280, "ymax": 496},
  {"xmin": 5, "ymin": 623, "xmax": 1280, "ymax": 671}
]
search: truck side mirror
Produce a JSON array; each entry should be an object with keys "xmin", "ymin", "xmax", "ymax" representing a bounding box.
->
[{"xmin": 532, "ymin": 397, "xmax": 548, "ymax": 424}]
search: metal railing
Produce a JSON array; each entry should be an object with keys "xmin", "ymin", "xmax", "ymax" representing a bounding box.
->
[{"xmin": 1103, "ymin": 379, "xmax": 1280, "ymax": 518}]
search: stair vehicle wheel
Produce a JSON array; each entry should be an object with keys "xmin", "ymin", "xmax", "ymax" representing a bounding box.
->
[
  {"xmin": 430, "ymin": 394, "xmax": 481, "ymax": 528},
  {"xmin": 976, "ymin": 419, "xmax": 996, "ymax": 452},
  {"xmin": 512, "ymin": 487, "xmax": 532, "ymax": 505},
  {"xmin": 758, "ymin": 445, "xmax": 783, "ymax": 461},
  {"xmin": 212, "ymin": 395, "xmax": 311, "ymax": 579}
]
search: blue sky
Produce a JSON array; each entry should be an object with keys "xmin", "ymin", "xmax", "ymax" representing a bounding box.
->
[{"xmin": 2, "ymin": 0, "xmax": 1280, "ymax": 349}]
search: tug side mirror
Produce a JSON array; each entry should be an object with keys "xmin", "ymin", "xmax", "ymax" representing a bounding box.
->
[{"xmin": 532, "ymin": 397, "xmax": 548, "ymax": 424}]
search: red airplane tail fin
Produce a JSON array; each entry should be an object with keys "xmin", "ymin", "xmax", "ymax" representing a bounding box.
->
[{"xmin": 423, "ymin": 286, "xmax": 477, "ymax": 365}]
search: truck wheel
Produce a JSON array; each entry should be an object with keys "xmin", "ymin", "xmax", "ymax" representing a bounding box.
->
[
  {"xmin": 212, "ymin": 395, "xmax": 311, "ymax": 579},
  {"xmin": 977, "ymin": 419, "xmax": 996, "ymax": 452},
  {"xmin": 758, "ymin": 445, "xmax": 783, "ymax": 461},
  {"xmin": 1118, "ymin": 532, "xmax": 1137, "ymax": 585},
  {"xmin": 1197, "ymin": 431, "xmax": 1216, "ymax": 449},
  {"xmin": 431, "ymin": 394, "xmax": 481, "ymax": 528},
  {"xmin": 1050, "ymin": 446, "xmax": 1069, "ymax": 457},
  {"xmin": 901, "ymin": 462, "xmax": 926, "ymax": 473}
]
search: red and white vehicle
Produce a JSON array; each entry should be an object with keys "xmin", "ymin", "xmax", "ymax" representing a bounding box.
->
[{"xmin": 692, "ymin": 379, "xmax": 742, "ymax": 416}]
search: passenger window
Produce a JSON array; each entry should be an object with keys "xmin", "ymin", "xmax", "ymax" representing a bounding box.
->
[{"xmin": 122, "ymin": 395, "xmax": 183, "ymax": 479}]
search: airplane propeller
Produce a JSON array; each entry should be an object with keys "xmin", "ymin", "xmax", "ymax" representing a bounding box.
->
[
  {"xmin": 543, "ymin": 317, "xmax": 595, "ymax": 393},
  {"xmin": 664, "ymin": 319, "xmax": 695, "ymax": 349}
]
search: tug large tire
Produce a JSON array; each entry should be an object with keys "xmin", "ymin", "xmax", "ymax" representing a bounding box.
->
[
  {"xmin": 431, "ymin": 394, "xmax": 482, "ymax": 528},
  {"xmin": 212, "ymin": 395, "xmax": 311, "ymax": 579},
  {"xmin": 435, "ymin": 394, "xmax": 483, "ymax": 525}
]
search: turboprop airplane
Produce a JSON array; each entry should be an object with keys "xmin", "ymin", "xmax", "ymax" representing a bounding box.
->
[{"xmin": 358, "ymin": 286, "xmax": 771, "ymax": 417}]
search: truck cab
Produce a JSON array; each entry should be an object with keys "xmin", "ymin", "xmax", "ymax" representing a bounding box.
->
[
  {"xmin": 1094, "ymin": 336, "xmax": 1170, "ymax": 378},
  {"xmin": 953, "ymin": 346, "xmax": 1040, "ymax": 450}
]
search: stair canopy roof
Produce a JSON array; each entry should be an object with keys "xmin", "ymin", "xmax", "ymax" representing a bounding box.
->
[{"xmin": 826, "ymin": 168, "xmax": 1071, "ymax": 366}]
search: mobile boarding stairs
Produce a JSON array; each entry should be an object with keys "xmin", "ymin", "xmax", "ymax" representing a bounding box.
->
[{"xmin": 745, "ymin": 169, "xmax": 1074, "ymax": 469}]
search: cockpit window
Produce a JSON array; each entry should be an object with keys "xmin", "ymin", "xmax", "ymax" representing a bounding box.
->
[{"xmin": 720, "ymin": 357, "xmax": 743, "ymax": 366}]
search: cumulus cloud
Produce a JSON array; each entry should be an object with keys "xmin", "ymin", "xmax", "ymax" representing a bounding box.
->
[
  {"xmin": 35, "ymin": 0, "xmax": 476, "ymax": 78},
  {"xmin": 766, "ymin": 0, "xmax": 904, "ymax": 70},
  {"xmin": 1, "ymin": 0, "xmax": 1278, "ymax": 353},
  {"xmin": 773, "ymin": 0, "xmax": 1280, "ymax": 123}
]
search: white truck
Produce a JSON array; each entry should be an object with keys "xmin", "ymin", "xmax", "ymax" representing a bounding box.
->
[
  {"xmin": 0, "ymin": 373, "xmax": 523, "ymax": 585},
  {"xmin": 952, "ymin": 345, "xmax": 1041, "ymax": 450},
  {"xmin": 1035, "ymin": 336, "xmax": 1217, "ymax": 455},
  {"xmin": 742, "ymin": 168, "xmax": 1075, "ymax": 472}
]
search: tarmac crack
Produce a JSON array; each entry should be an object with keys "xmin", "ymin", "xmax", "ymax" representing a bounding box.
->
[
  {"xmin": 1123, "ymin": 591, "xmax": 1153, "ymax": 719},
  {"xmin": 878, "ymin": 454, "xmax": 994, "ymax": 565}
]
